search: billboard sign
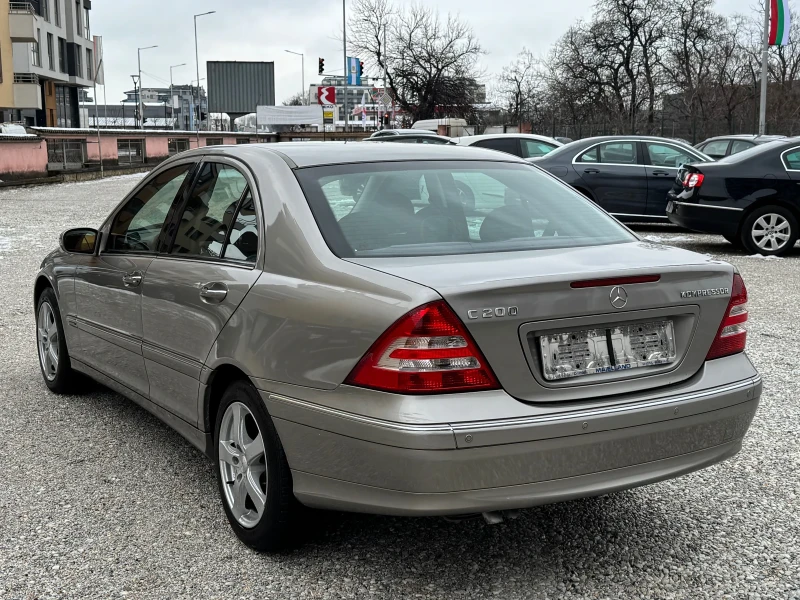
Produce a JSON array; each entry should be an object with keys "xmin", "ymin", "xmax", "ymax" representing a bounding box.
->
[
  {"xmin": 317, "ymin": 86, "xmax": 336, "ymax": 105},
  {"xmin": 207, "ymin": 61, "xmax": 275, "ymax": 115},
  {"xmin": 322, "ymin": 105, "xmax": 335, "ymax": 124}
]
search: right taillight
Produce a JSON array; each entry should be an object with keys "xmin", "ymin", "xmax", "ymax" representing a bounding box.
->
[
  {"xmin": 706, "ymin": 273, "xmax": 748, "ymax": 360},
  {"xmin": 683, "ymin": 172, "xmax": 705, "ymax": 188}
]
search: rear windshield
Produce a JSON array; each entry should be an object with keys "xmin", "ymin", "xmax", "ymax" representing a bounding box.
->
[{"xmin": 294, "ymin": 161, "xmax": 635, "ymax": 258}]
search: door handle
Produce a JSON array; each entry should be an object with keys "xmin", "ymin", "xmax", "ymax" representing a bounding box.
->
[
  {"xmin": 122, "ymin": 271, "xmax": 143, "ymax": 287},
  {"xmin": 199, "ymin": 282, "xmax": 228, "ymax": 303},
  {"xmin": 652, "ymin": 170, "xmax": 672, "ymax": 177},
  {"xmin": 583, "ymin": 168, "xmax": 600, "ymax": 174}
]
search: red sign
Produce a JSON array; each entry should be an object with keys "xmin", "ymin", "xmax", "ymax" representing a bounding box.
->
[{"xmin": 317, "ymin": 86, "xmax": 336, "ymax": 105}]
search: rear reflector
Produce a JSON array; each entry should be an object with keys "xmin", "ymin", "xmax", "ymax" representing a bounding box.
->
[
  {"xmin": 683, "ymin": 172, "xmax": 705, "ymax": 188},
  {"xmin": 706, "ymin": 273, "xmax": 748, "ymax": 360},
  {"xmin": 345, "ymin": 301, "xmax": 500, "ymax": 394},
  {"xmin": 571, "ymin": 275, "xmax": 661, "ymax": 289}
]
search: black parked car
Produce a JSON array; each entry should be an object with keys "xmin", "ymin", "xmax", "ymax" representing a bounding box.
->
[
  {"xmin": 695, "ymin": 134, "xmax": 786, "ymax": 161},
  {"xmin": 667, "ymin": 137, "xmax": 800, "ymax": 256},
  {"xmin": 530, "ymin": 136, "xmax": 710, "ymax": 222}
]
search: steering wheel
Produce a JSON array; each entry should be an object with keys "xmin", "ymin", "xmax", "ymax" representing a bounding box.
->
[
  {"xmin": 123, "ymin": 232, "xmax": 150, "ymax": 252},
  {"xmin": 454, "ymin": 181, "xmax": 476, "ymax": 212}
]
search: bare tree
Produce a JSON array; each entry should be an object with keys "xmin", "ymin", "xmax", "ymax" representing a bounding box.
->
[
  {"xmin": 281, "ymin": 92, "xmax": 304, "ymax": 106},
  {"xmin": 349, "ymin": 0, "xmax": 485, "ymax": 121}
]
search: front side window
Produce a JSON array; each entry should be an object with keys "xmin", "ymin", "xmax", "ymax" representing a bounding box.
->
[
  {"xmin": 170, "ymin": 163, "xmax": 250, "ymax": 259},
  {"xmin": 731, "ymin": 140, "xmax": 755, "ymax": 155},
  {"xmin": 645, "ymin": 143, "xmax": 697, "ymax": 168},
  {"xmin": 296, "ymin": 161, "xmax": 635, "ymax": 258},
  {"xmin": 782, "ymin": 149, "xmax": 800, "ymax": 171},
  {"xmin": 106, "ymin": 165, "xmax": 192, "ymax": 253},
  {"xmin": 473, "ymin": 137, "xmax": 520, "ymax": 157},
  {"xmin": 223, "ymin": 191, "xmax": 259, "ymax": 263},
  {"xmin": 521, "ymin": 139, "xmax": 557, "ymax": 158}
]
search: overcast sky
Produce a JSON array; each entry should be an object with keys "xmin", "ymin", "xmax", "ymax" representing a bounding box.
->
[{"xmin": 92, "ymin": 0, "xmax": 758, "ymax": 106}]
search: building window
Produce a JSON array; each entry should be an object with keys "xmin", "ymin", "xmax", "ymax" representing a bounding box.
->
[
  {"xmin": 117, "ymin": 139, "xmax": 145, "ymax": 164},
  {"xmin": 205, "ymin": 137, "xmax": 223, "ymax": 146},
  {"xmin": 41, "ymin": 0, "xmax": 50, "ymax": 22},
  {"xmin": 83, "ymin": 7, "xmax": 90, "ymax": 38},
  {"xmin": 47, "ymin": 33, "xmax": 55, "ymax": 70},
  {"xmin": 54, "ymin": 0, "xmax": 61, "ymax": 26},
  {"xmin": 55, "ymin": 84, "xmax": 74, "ymax": 127},
  {"xmin": 168, "ymin": 138, "xmax": 190, "ymax": 155},
  {"xmin": 58, "ymin": 38, "xmax": 67, "ymax": 73},
  {"xmin": 75, "ymin": 47, "xmax": 82, "ymax": 79},
  {"xmin": 31, "ymin": 29, "xmax": 42, "ymax": 67},
  {"xmin": 75, "ymin": 1, "xmax": 81, "ymax": 37},
  {"xmin": 86, "ymin": 48, "xmax": 92, "ymax": 80},
  {"xmin": 236, "ymin": 138, "xmax": 251, "ymax": 144}
]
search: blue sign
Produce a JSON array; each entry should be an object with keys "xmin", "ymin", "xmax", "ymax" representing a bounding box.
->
[{"xmin": 347, "ymin": 56, "xmax": 361, "ymax": 86}]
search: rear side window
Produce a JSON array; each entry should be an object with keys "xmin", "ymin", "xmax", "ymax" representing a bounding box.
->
[
  {"xmin": 473, "ymin": 138, "xmax": 520, "ymax": 156},
  {"xmin": 577, "ymin": 142, "xmax": 637, "ymax": 164},
  {"xmin": 700, "ymin": 140, "xmax": 730, "ymax": 158},
  {"xmin": 731, "ymin": 140, "xmax": 755, "ymax": 155},
  {"xmin": 521, "ymin": 139, "xmax": 557, "ymax": 158},
  {"xmin": 645, "ymin": 143, "xmax": 697, "ymax": 168},
  {"xmin": 295, "ymin": 161, "xmax": 635, "ymax": 258},
  {"xmin": 783, "ymin": 149, "xmax": 800, "ymax": 170},
  {"xmin": 170, "ymin": 162, "xmax": 252, "ymax": 260}
]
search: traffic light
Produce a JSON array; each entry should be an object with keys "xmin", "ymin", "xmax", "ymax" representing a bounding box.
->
[
  {"xmin": 200, "ymin": 111, "xmax": 207, "ymax": 121},
  {"xmin": 359, "ymin": 60, "xmax": 364, "ymax": 77},
  {"xmin": 382, "ymin": 113, "xmax": 390, "ymax": 127},
  {"xmin": 318, "ymin": 57, "xmax": 325, "ymax": 75}
]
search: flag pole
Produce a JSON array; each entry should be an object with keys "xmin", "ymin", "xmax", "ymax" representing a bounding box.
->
[
  {"xmin": 93, "ymin": 69, "xmax": 103, "ymax": 178},
  {"xmin": 758, "ymin": 0, "xmax": 770, "ymax": 135}
]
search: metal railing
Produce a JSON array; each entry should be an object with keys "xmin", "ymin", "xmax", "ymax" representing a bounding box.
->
[
  {"xmin": 13, "ymin": 73, "xmax": 38, "ymax": 84},
  {"xmin": 9, "ymin": 2, "xmax": 36, "ymax": 14},
  {"xmin": 46, "ymin": 138, "xmax": 86, "ymax": 171}
]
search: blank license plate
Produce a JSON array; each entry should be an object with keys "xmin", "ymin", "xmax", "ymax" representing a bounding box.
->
[{"xmin": 540, "ymin": 320, "xmax": 677, "ymax": 381}]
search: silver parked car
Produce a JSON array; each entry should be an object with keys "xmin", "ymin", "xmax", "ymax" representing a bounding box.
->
[{"xmin": 35, "ymin": 143, "xmax": 761, "ymax": 552}]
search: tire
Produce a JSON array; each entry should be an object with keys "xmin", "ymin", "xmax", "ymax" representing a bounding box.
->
[
  {"xmin": 740, "ymin": 205, "xmax": 799, "ymax": 256},
  {"xmin": 36, "ymin": 288, "xmax": 77, "ymax": 394},
  {"xmin": 213, "ymin": 380, "xmax": 298, "ymax": 552}
]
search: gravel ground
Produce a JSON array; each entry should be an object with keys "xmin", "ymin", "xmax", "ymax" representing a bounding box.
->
[{"xmin": 0, "ymin": 176, "xmax": 798, "ymax": 599}]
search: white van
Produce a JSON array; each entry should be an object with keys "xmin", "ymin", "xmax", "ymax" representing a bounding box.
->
[{"xmin": 411, "ymin": 118, "xmax": 473, "ymax": 137}]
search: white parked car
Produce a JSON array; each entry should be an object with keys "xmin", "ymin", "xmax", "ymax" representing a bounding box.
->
[{"xmin": 452, "ymin": 133, "xmax": 562, "ymax": 159}]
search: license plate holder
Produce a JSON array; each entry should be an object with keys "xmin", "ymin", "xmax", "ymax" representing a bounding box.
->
[{"xmin": 539, "ymin": 320, "xmax": 677, "ymax": 381}]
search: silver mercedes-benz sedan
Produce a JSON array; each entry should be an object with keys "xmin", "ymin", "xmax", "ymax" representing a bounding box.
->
[{"xmin": 34, "ymin": 143, "xmax": 760, "ymax": 551}]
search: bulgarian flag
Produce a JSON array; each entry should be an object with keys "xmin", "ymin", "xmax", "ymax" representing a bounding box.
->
[{"xmin": 769, "ymin": 0, "xmax": 791, "ymax": 46}]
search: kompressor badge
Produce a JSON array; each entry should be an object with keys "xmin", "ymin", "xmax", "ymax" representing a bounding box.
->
[{"xmin": 680, "ymin": 288, "xmax": 730, "ymax": 299}]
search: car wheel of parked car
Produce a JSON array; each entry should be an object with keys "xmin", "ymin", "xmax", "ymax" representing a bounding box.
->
[
  {"xmin": 740, "ymin": 206, "xmax": 798, "ymax": 256},
  {"xmin": 214, "ymin": 379, "xmax": 297, "ymax": 552},
  {"xmin": 36, "ymin": 288, "xmax": 77, "ymax": 394}
]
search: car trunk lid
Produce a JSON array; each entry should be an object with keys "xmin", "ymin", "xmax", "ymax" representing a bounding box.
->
[{"xmin": 348, "ymin": 241, "xmax": 734, "ymax": 402}]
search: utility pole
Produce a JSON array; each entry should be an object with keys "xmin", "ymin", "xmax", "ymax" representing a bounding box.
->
[
  {"xmin": 758, "ymin": 1, "xmax": 770, "ymax": 135},
  {"xmin": 194, "ymin": 11, "xmax": 216, "ymax": 145},
  {"xmin": 137, "ymin": 45, "xmax": 157, "ymax": 130},
  {"xmin": 130, "ymin": 74, "xmax": 139, "ymax": 128},
  {"xmin": 343, "ymin": 0, "xmax": 348, "ymax": 132}
]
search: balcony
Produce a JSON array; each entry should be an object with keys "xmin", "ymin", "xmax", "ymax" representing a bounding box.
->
[
  {"xmin": 9, "ymin": 2, "xmax": 38, "ymax": 43},
  {"xmin": 13, "ymin": 74, "xmax": 42, "ymax": 110}
]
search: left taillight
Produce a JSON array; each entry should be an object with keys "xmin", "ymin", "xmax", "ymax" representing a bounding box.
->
[
  {"xmin": 706, "ymin": 273, "xmax": 748, "ymax": 360},
  {"xmin": 683, "ymin": 172, "xmax": 705, "ymax": 189},
  {"xmin": 345, "ymin": 301, "xmax": 500, "ymax": 394}
]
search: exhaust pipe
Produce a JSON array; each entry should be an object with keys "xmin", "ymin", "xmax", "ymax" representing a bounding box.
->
[{"xmin": 482, "ymin": 510, "xmax": 521, "ymax": 525}]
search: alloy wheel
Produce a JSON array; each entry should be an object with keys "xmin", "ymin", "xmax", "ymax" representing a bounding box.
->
[
  {"xmin": 37, "ymin": 302, "xmax": 59, "ymax": 381},
  {"xmin": 218, "ymin": 402, "xmax": 268, "ymax": 529},
  {"xmin": 751, "ymin": 213, "xmax": 791, "ymax": 252}
]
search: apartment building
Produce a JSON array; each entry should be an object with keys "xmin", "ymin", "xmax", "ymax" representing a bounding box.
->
[{"xmin": 3, "ymin": 0, "xmax": 94, "ymax": 127}]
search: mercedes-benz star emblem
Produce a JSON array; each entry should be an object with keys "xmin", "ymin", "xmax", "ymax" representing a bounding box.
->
[{"xmin": 610, "ymin": 286, "xmax": 628, "ymax": 309}]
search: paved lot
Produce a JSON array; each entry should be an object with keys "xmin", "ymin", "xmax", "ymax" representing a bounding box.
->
[{"xmin": 0, "ymin": 175, "xmax": 798, "ymax": 599}]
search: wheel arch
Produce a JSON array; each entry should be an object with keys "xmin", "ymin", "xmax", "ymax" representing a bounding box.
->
[
  {"xmin": 33, "ymin": 274, "xmax": 55, "ymax": 308},
  {"xmin": 738, "ymin": 199, "xmax": 800, "ymax": 236},
  {"xmin": 203, "ymin": 363, "xmax": 253, "ymax": 436}
]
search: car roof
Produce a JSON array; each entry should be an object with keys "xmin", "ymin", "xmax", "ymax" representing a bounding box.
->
[
  {"xmin": 572, "ymin": 135, "xmax": 698, "ymax": 145},
  {"xmin": 363, "ymin": 134, "xmax": 454, "ymax": 143},
  {"xmin": 190, "ymin": 141, "xmax": 529, "ymax": 168},
  {"xmin": 454, "ymin": 133, "xmax": 560, "ymax": 144},
  {"xmin": 701, "ymin": 134, "xmax": 786, "ymax": 143},
  {"xmin": 371, "ymin": 129, "xmax": 437, "ymax": 136}
]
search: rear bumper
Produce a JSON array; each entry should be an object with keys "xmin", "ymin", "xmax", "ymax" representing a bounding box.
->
[
  {"xmin": 666, "ymin": 199, "xmax": 742, "ymax": 236},
  {"xmin": 262, "ymin": 371, "xmax": 761, "ymax": 516}
]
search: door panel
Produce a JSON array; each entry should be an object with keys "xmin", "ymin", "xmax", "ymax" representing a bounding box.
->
[
  {"xmin": 572, "ymin": 141, "xmax": 647, "ymax": 215},
  {"xmin": 74, "ymin": 255, "xmax": 153, "ymax": 396},
  {"xmin": 141, "ymin": 260, "xmax": 260, "ymax": 425}
]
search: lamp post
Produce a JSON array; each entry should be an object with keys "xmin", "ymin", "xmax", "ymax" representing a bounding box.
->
[
  {"xmin": 130, "ymin": 74, "xmax": 139, "ymax": 128},
  {"xmin": 342, "ymin": 0, "xmax": 348, "ymax": 132},
  {"xmin": 137, "ymin": 45, "xmax": 157, "ymax": 130},
  {"xmin": 284, "ymin": 50, "xmax": 305, "ymax": 105},
  {"xmin": 194, "ymin": 11, "xmax": 216, "ymax": 144},
  {"xmin": 170, "ymin": 63, "xmax": 186, "ymax": 131}
]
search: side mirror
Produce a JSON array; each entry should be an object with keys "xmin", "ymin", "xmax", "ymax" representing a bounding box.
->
[{"xmin": 60, "ymin": 228, "xmax": 98, "ymax": 254}]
